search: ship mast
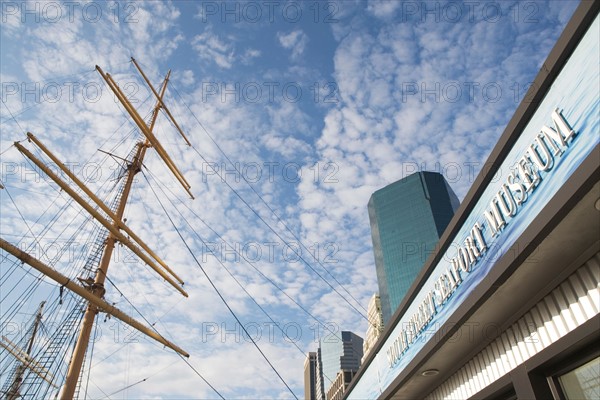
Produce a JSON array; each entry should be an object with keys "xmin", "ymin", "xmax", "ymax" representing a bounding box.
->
[
  {"xmin": 3, "ymin": 302, "xmax": 49, "ymax": 400},
  {"xmin": 0, "ymin": 59, "xmax": 193, "ymax": 400},
  {"xmin": 60, "ymin": 66, "xmax": 171, "ymax": 400}
]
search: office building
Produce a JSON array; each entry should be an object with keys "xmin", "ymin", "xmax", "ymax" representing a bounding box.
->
[
  {"xmin": 314, "ymin": 347, "xmax": 326, "ymax": 400},
  {"xmin": 304, "ymin": 352, "xmax": 317, "ymax": 400},
  {"xmin": 320, "ymin": 331, "xmax": 363, "ymax": 397},
  {"xmin": 326, "ymin": 370, "xmax": 358, "ymax": 400},
  {"xmin": 362, "ymin": 294, "xmax": 384, "ymax": 362},
  {"xmin": 368, "ymin": 171, "xmax": 459, "ymax": 323},
  {"xmin": 346, "ymin": 3, "xmax": 600, "ymax": 399}
]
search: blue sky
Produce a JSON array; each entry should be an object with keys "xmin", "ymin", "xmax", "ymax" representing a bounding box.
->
[{"xmin": 0, "ymin": 1, "xmax": 580, "ymax": 398}]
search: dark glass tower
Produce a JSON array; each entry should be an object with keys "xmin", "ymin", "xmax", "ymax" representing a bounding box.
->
[
  {"xmin": 320, "ymin": 331, "xmax": 363, "ymax": 395},
  {"xmin": 368, "ymin": 172, "xmax": 459, "ymax": 324}
]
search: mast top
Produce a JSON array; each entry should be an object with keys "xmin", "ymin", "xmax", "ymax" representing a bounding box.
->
[{"xmin": 96, "ymin": 62, "xmax": 194, "ymax": 199}]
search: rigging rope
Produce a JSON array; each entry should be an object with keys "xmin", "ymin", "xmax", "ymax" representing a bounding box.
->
[
  {"xmin": 124, "ymin": 60, "xmax": 365, "ymax": 332},
  {"xmin": 144, "ymin": 167, "xmax": 344, "ymax": 341},
  {"xmin": 143, "ymin": 172, "xmax": 347, "ymax": 386},
  {"xmin": 0, "ymin": 123, "xmax": 146, "ymax": 397},
  {"xmin": 0, "ymin": 97, "xmax": 26, "ymax": 134},
  {"xmin": 142, "ymin": 171, "xmax": 310, "ymax": 355},
  {"xmin": 141, "ymin": 171, "xmax": 298, "ymax": 399},
  {"xmin": 92, "ymin": 243, "xmax": 225, "ymax": 399},
  {"xmin": 0, "ymin": 70, "xmax": 97, "ymax": 125},
  {"xmin": 83, "ymin": 316, "xmax": 100, "ymax": 399},
  {"xmin": 187, "ymin": 142, "xmax": 369, "ymax": 322},
  {"xmin": 100, "ymin": 279, "xmax": 226, "ymax": 399},
  {"xmin": 131, "ymin": 59, "xmax": 366, "ymax": 320},
  {"xmin": 169, "ymin": 83, "xmax": 368, "ymax": 315}
]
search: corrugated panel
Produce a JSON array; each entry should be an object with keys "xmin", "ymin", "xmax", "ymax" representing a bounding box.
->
[
  {"xmin": 475, "ymin": 353, "xmax": 488, "ymax": 388},
  {"xmin": 427, "ymin": 252, "xmax": 600, "ymax": 399}
]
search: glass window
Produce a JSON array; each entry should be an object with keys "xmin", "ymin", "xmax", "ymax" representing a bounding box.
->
[{"xmin": 559, "ymin": 356, "xmax": 600, "ymax": 399}]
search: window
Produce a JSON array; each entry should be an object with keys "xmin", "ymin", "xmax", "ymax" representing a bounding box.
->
[{"xmin": 558, "ymin": 356, "xmax": 600, "ymax": 400}]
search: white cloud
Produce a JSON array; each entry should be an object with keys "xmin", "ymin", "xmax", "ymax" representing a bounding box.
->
[
  {"xmin": 241, "ymin": 48, "xmax": 261, "ymax": 65},
  {"xmin": 0, "ymin": 3, "xmax": 23, "ymax": 37},
  {"xmin": 192, "ymin": 27, "xmax": 235, "ymax": 69},
  {"xmin": 0, "ymin": 1, "xmax": 582, "ymax": 398},
  {"xmin": 277, "ymin": 30, "xmax": 309, "ymax": 60},
  {"xmin": 180, "ymin": 69, "xmax": 195, "ymax": 86},
  {"xmin": 366, "ymin": 0, "xmax": 401, "ymax": 19}
]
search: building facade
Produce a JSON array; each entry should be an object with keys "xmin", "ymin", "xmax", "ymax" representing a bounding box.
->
[
  {"xmin": 362, "ymin": 294, "xmax": 384, "ymax": 363},
  {"xmin": 304, "ymin": 352, "xmax": 317, "ymax": 400},
  {"xmin": 320, "ymin": 331, "xmax": 363, "ymax": 396},
  {"xmin": 345, "ymin": 2, "xmax": 600, "ymax": 399},
  {"xmin": 327, "ymin": 370, "xmax": 358, "ymax": 400},
  {"xmin": 368, "ymin": 171, "xmax": 459, "ymax": 323},
  {"xmin": 315, "ymin": 348, "xmax": 326, "ymax": 400}
]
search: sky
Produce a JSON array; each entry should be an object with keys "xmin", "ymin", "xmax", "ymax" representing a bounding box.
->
[{"xmin": 0, "ymin": 0, "xmax": 581, "ymax": 398}]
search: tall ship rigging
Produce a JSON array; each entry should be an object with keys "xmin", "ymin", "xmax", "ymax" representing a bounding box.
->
[{"xmin": 1, "ymin": 58, "xmax": 193, "ymax": 399}]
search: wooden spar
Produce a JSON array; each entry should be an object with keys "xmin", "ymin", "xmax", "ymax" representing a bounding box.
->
[
  {"xmin": 104, "ymin": 70, "xmax": 193, "ymax": 195},
  {"xmin": 0, "ymin": 336, "xmax": 57, "ymax": 388},
  {"xmin": 62, "ymin": 137, "xmax": 142, "ymax": 400},
  {"xmin": 0, "ymin": 238, "xmax": 189, "ymax": 357},
  {"xmin": 11, "ymin": 62, "xmax": 194, "ymax": 399},
  {"xmin": 109, "ymin": 70, "xmax": 193, "ymax": 194},
  {"xmin": 2, "ymin": 302, "xmax": 57, "ymax": 398},
  {"xmin": 95, "ymin": 65, "xmax": 194, "ymax": 198},
  {"xmin": 25, "ymin": 132, "xmax": 185, "ymax": 286},
  {"xmin": 13, "ymin": 142, "xmax": 188, "ymax": 298},
  {"xmin": 131, "ymin": 57, "xmax": 192, "ymax": 146}
]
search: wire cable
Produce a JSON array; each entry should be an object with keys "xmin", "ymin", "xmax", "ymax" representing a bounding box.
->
[
  {"xmin": 96, "ymin": 255, "xmax": 224, "ymax": 399},
  {"xmin": 188, "ymin": 144, "xmax": 368, "ymax": 322},
  {"xmin": 142, "ymin": 171, "xmax": 311, "ymax": 357},
  {"xmin": 144, "ymin": 167, "xmax": 344, "ymax": 343},
  {"xmin": 136, "ymin": 61, "xmax": 364, "ymax": 318},
  {"xmin": 0, "ymin": 96, "xmax": 25, "ymax": 133},
  {"xmin": 170, "ymin": 83, "xmax": 367, "ymax": 315},
  {"xmin": 142, "ymin": 172, "xmax": 298, "ymax": 399}
]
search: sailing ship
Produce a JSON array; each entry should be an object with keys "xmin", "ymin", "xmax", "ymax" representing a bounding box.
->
[{"xmin": 1, "ymin": 58, "xmax": 193, "ymax": 399}]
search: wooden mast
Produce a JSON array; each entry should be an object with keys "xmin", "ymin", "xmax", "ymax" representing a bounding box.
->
[
  {"xmin": 55, "ymin": 63, "xmax": 185, "ymax": 399},
  {"xmin": 25, "ymin": 131, "xmax": 185, "ymax": 286},
  {"xmin": 0, "ymin": 239, "xmax": 189, "ymax": 358},
  {"xmin": 4, "ymin": 302, "xmax": 49, "ymax": 400}
]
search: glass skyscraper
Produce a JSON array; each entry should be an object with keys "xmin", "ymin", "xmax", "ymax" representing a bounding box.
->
[
  {"xmin": 368, "ymin": 171, "xmax": 459, "ymax": 323},
  {"xmin": 320, "ymin": 331, "xmax": 363, "ymax": 395}
]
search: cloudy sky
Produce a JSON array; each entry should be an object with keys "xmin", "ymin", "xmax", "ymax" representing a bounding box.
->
[{"xmin": 0, "ymin": 0, "xmax": 580, "ymax": 398}]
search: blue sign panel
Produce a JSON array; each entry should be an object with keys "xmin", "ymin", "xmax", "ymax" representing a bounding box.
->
[{"xmin": 348, "ymin": 15, "xmax": 599, "ymax": 399}]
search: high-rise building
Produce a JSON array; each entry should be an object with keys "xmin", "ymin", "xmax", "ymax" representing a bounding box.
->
[
  {"xmin": 346, "ymin": 4, "xmax": 599, "ymax": 399},
  {"xmin": 326, "ymin": 370, "xmax": 359, "ymax": 400},
  {"xmin": 320, "ymin": 331, "xmax": 363, "ymax": 397},
  {"xmin": 362, "ymin": 293, "xmax": 384, "ymax": 362},
  {"xmin": 368, "ymin": 171, "xmax": 459, "ymax": 323},
  {"xmin": 315, "ymin": 347, "xmax": 326, "ymax": 400},
  {"xmin": 304, "ymin": 352, "xmax": 317, "ymax": 400}
]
